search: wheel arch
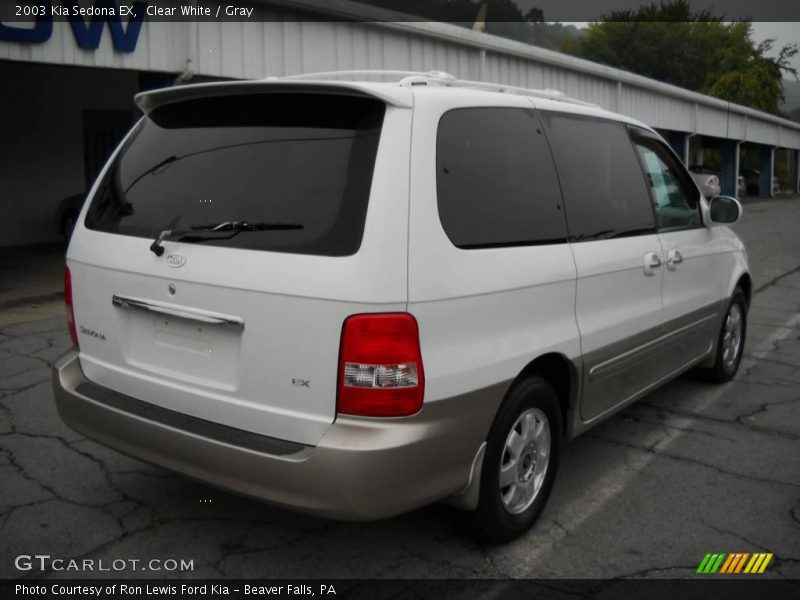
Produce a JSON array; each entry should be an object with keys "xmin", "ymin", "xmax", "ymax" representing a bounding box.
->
[
  {"xmin": 735, "ymin": 272, "xmax": 752, "ymax": 308},
  {"xmin": 510, "ymin": 352, "xmax": 578, "ymax": 437},
  {"xmin": 698, "ymin": 270, "xmax": 750, "ymax": 372},
  {"xmin": 444, "ymin": 351, "xmax": 579, "ymax": 511}
]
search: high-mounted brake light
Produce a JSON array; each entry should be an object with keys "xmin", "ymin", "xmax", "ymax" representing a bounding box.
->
[
  {"xmin": 64, "ymin": 266, "xmax": 78, "ymax": 347},
  {"xmin": 337, "ymin": 313, "xmax": 425, "ymax": 417}
]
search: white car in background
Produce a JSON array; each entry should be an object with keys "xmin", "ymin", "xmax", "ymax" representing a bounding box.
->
[
  {"xmin": 52, "ymin": 71, "xmax": 751, "ymax": 542},
  {"xmin": 688, "ymin": 165, "xmax": 722, "ymax": 197},
  {"xmin": 738, "ymin": 175, "xmax": 747, "ymax": 197}
]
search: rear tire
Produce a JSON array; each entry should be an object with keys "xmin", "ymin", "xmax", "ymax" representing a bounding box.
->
[
  {"xmin": 705, "ymin": 288, "xmax": 747, "ymax": 383},
  {"xmin": 471, "ymin": 376, "xmax": 562, "ymax": 543}
]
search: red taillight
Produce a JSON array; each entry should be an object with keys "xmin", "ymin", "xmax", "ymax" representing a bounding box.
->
[
  {"xmin": 64, "ymin": 266, "xmax": 78, "ymax": 347},
  {"xmin": 337, "ymin": 313, "xmax": 425, "ymax": 417}
]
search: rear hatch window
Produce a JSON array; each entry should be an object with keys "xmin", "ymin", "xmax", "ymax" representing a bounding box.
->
[{"xmin": 85, "ymin": 93, "xmax": 385, "ymax": 256}]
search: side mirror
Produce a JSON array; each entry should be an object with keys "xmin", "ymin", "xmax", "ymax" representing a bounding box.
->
[{"xmin": 706, "ymin": 195, "xmax": 742, "ymax": 226}]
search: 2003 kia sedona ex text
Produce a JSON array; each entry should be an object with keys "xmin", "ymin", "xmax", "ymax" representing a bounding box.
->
[{"xmin": 52, "ymin": 71, "xmax": 750, "ymax": 542}]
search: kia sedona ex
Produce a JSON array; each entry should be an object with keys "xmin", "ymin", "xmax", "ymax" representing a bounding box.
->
[{"xmin": 53, "ymin": 71, "xmax": 750, "ymax": 542}]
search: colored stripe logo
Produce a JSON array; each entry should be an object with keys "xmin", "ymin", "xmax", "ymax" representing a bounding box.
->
[{"xmin": 697, "ymin": 553, "xmax": 773, "ymax": 574}]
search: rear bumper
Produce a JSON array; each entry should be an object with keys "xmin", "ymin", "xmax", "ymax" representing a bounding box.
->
[{"xmin": 52, "ymin": 350, "xmax": 503, "ymax": 520}]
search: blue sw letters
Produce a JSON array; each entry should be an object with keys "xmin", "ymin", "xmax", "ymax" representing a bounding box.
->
[{"xmin": 0, "ymin": 0, "xmax": 147, "ymax": 53}]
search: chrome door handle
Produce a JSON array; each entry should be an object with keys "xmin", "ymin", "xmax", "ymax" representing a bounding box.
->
[
  {"xmin": 643, "ymin": 252, "xmax": 662, "ymax": 276},
  {"xmin": 667, "ymin": 249, "xmax": 683, "ymax": 270}
]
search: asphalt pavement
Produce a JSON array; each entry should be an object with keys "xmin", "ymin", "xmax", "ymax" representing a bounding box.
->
[{"xmin": 0, "ymin": 197, "xmax": 798, "ymax": 580}]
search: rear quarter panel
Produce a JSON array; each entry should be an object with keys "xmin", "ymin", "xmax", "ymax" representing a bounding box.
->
[{"xmin": 406, "ymin": 89, "xmax": 581, "ymax": 435}]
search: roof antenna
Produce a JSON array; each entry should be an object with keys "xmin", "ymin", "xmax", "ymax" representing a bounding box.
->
[
  {"xmin": 173, "ymin": 58, "xmax": 195, "ymax": 86},
  {"xmin": 472, "ymin": 4, "xmax": 488, "ymax": 33}
]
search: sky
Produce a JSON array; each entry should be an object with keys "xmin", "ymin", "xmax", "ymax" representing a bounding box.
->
[{"xmin": 750, "ymin": 22, "xmax": 800, "ymax": 73}]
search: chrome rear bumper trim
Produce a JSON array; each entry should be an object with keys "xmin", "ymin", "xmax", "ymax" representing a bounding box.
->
[{"xmin": 112, "ymin": 294, "xmax": 245, "ymax": 330}]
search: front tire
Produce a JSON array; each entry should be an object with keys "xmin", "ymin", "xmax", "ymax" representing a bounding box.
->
[
  {"xmin": 706, "ymin": 288, "xmax": 747, "ymax": 383},
  {"xmin": 471, "ymin": 377, "xmax": 562, "ymax": 543}
]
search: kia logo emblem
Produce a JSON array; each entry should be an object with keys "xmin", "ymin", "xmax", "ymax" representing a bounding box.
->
[{"xmin": 166, "ymin": 254, "xmax": 186, "ymax": 268}]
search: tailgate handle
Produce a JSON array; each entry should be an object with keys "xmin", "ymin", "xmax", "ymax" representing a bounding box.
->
[{"xmin": 112, "ymin": 295, "xmax": 245, "ymax": 331}]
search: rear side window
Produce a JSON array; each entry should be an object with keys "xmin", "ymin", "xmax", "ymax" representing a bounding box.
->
[
  {"xmin": 85, "ymin": 93, "xmax": 385, "ymax": 256},
  {"xmin": 436, "ymin": 107, "xmax": 567, "ymax": 249},
  {"xmin": 541, "ymin": 113, "xmax": 655, "ymax": 241}
]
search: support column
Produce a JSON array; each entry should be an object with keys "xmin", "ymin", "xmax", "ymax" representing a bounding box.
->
[
  {"xmin": 795, "ymin": 149, "xmax": 800, "ymax": 193},
  {"xmin": 662, "ymin": 130, "xmax": 689, "ymax": 164},
  {"xmin": 721, "ymin": 140, "xmax": 740, "ymax": 197},
  {"xmin": 689, "ymin": 137, "xmax": 704, "ymax": 166},
  {"xmin": 759, "ymin": 146, "xmax": 775, "ymax": 197}
]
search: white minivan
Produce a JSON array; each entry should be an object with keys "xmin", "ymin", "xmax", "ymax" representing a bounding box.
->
[{"xmin": 53, "ymin": 71, "xmax": 750, "ymax": 541}]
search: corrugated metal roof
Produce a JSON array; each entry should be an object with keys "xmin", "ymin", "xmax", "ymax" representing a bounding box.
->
[{"xmin": 1, "ymin": 0, "xmax": 798, "ymax": 148}]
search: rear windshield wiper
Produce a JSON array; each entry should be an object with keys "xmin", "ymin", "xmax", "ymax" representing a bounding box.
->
[
  {"xmin": 150, "ymin": 221, "xmax": 303, "ymax": 256},
  {"xmin": 177, "ymin": 221, "xmax": 303, "ymax": 241}
]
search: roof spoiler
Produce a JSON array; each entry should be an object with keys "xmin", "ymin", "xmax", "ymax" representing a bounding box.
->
[{"xmin": 134, "ymin": 79, "xmax": 413, "ymax": 114}]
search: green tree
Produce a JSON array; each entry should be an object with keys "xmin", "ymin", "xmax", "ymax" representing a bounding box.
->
[
  {"xmin": 563, "ymin": 0, "xmax": 797, "ymax": 115},
  {"xmin": 708, "ymin": 41, "xmax": 798, "ymax": 114}
]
